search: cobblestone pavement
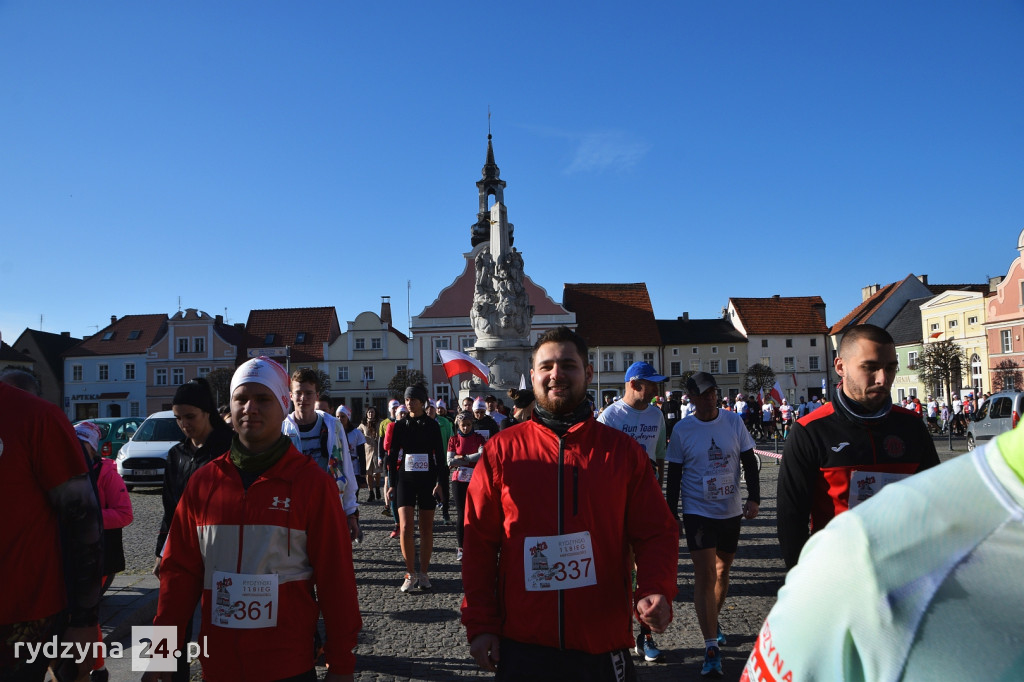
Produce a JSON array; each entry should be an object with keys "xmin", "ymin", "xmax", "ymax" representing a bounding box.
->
[{"xmin": 114, "ymin": 434, "xmax": 967, "ymax": 681}]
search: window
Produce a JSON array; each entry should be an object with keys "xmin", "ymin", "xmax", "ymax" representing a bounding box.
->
[
  {"xmin": 127, "ymin": 330, "xmax": 141, "ymax": 340},
  {"xmin": 124, "ymin": 363, "xmax": 135, "ymax": 380},
  {"xmin": 197, "ymin": 367, "xmax": 210, "ymax": 377},
  {"xmin": 907, "ymin": 351, "xmax": 918, "ymax": 370},
  {"xmin": 172, "ymin": 368, "xmax": 185, "ymax": 385},
  {"xmin": 396, "ymin": 365, "xmax": 407, "ymax": 374},
  {"xmin": 194, "ymin": 337, "xmax": 205, "ymax": 353},
  {"xmin": 786, "ymin": 339, "xmax": 793, "ymax": 348},
  {"xmin": 643, "ymin": 352, "xmax": 654, "ymax": 364},
  {"xmin": 371, "ymin": 337, "xmax": 382, "ymax": 350},
  {"xmin": 760, "ymin": 357, "xmax": 771, "ymax": 368},
  {"xmin": 622, "ymin": 352, "xmax": 634, "ymax": 371},
  {"xmin": 711, "ymin": 346, "xmax": 718, "ymax": 354},
  {"xmin": 362, "ymin": 366, "xmax": 374, "ymax": 382},
  {"xmin": 337, "ymin": 366, "xmax": 349, "ymax": 381},
  {"xmin": 602, "ymin": 353, "xmax": 614, "ymax": 372},
  {"xmin": 930, "ymin": 323, "xmax": 939, "ymax": 331},
  {"xmin": 433, "ymin": 337, "xmax": 449, "ymax": 361},
  {"xmin": 729, "ymin": 346, "xmax": 736, "ymax": 353},
  {"xmin": 460, "ymin": 336, "xmax": 474, "ymax": 351},
  {"xmin": 672, "ymin": 348, "xmax": 679, "ymax": 356},
  {"xmin": 295, "ymin": 332, "xmax": 307, "ymax": 344},
  {"xmin": 102, "ymin": 331, "xmax": 114, "ymax": 341},
  {"xmin": 784, "ymin": 357, "xmax": 795, "ymax": 372},
  {"xmin": 355, "ymin": 338, "xmax": 365, "ymax": 350},
  {"xmin": 709, "ymin": 359, "xmax": 720, "ymax": 373},
  {"xmin": 178, "ymin": 338, "xmax": 189, "ymax": 353},
  {"xmin": 761, "ymin": 339, "xmax": 768, "ymax": 348},
  {"xmin": 690, "ymin": 360, "xmax": 701, "ymax": 371},
  {"xmin": 810, "ymin": 338, "xmax": 817, "ymax": 347},
  {"xmin": 909, "ymin": 388, "xmax": 918, "ymax": 399},
  {"xmin": 434, "ymin": 384, "xmax": 450, "ymax": 405},
  {"xmin": 155, "ymin": 369, "xmax": 168, "ymax": 386},
  {"xmin": 1002, "ymin": 330, "xmax": 1013, "ymax": 353},
  {"xmin": 98, "ymin": 364, "xmax": 109, "ymax": 381},
  {"xmin": 808, "ymin": 356, "xmax": 820, "ymax": 371},
  {"xmin": 264, "ymin": 333, "xmax": 276, "ymax": 345},
  {"xmin": 968, "ymin": 316, "xmax": 978, "ymax": 325},
  {"xmin": 588, "ymin": 353, "xmax": 595, "ymax": 367},
  {"xmin": 897, "ymin": 389, "xmax": 906, "ymax": 402},
  {"xmin": 130, "ymin": 402, "xmax": 140, "ymax": 417},
  {"xmin": 72, "ymin": 364, "xmax": 83, "ymax": 381},
  {"xmin": 948, "ymin": 319, "xmax": 958, "ymax": 329},
  {"xmin": 727, "ymin": 359, "xmax": 739, "ymax": 373},
  {"xmin": 670, "ymin": 362, "xmax": 682, "ymax": 376},
  {"xmin": 1020, "ymin": 280, "xmax": 1024, "ymax": 305},
  {"xmin": 692, "ymin": 347, "xmax": 699, "ymax": 354},
  {"xmin": 972, "ymin": 353, "xmax": 983, "ymax": 390}
]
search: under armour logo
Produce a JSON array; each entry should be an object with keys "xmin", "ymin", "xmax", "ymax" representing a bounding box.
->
[
  {"xmin": 271, "ymin": 496, "xmax": 291, "ymax": 509},
  {"xmin": 831, "ymin": 442, "xmax": 850, "ymax": 452}
]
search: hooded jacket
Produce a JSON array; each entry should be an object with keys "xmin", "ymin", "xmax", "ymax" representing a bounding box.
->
[
  {"xmin": 282, "ymin": 410, "xmax": 358, "ymax": 516},
  {"xmin": 154, "ymin": 446, "xmax": 361, "ymax": 680},
  {"xmin": 460, "ymin": 414, "xmax": 678, "ymax": 654}
]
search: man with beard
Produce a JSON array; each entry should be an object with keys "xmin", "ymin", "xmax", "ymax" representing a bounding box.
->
[
  {"xmin": 776, "ymin": 324, "xmax": 940, "ymax": 569},
  {"xmin": 461, "ymin": 327, "xmax": 678, "ymax": 680}
]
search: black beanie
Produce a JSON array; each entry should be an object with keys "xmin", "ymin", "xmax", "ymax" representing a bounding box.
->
[
  {"xmin": 173, "ymin": 377, "xmax": 216, "ymax": 414},
  {"xmin": 404, "ymin": 384, "xmax": 429, "ymax": 402}
]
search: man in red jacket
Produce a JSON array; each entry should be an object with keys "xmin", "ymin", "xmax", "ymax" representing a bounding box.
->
[
  {"xmin": 144, "ymin": 357, "xmax": 361, "ymax": 682},
  {"xmin": 462, "ymin": 327, "xmax": 678, "ymax": 680}
]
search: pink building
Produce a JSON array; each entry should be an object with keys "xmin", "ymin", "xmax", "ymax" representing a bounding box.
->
[{"xmin": 984, "ymin": 229, "xmax": 1024, "ymax": 391}]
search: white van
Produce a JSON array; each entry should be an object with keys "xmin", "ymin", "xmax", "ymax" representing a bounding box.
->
[{"xmin": 116, "ymin": 410, "xmax": 184, "ymax": 490}]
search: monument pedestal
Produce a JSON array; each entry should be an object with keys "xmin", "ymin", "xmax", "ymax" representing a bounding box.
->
[{"xmin": 460, "ymin": 342, "xmax": 532, "ymax": 399}]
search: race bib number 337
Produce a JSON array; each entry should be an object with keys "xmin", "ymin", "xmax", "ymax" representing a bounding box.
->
[
  {"xmin": 523, "ymin": 531, "xmax": 597, "ymax": 592},
  {"xmin": 212, "ymin": 571, "xmax": 278, "ymax": 629}
]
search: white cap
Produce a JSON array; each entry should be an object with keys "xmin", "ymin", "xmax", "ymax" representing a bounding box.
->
[
  {"xmin": 230, "ymin": 357, "xmax": 290, "ymax": 417},
  {"xmin": 473, "ymin": 398, "xmax": 486, "ymax": 411}
]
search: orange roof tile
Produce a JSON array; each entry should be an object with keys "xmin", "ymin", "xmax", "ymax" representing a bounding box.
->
[
  {"xmin": 244, "ymin": 307, "xmax": 341, "ymax": 363},
  {"xmin": 63, "ymin": 314, "xmax": 168, "ymax": 358},
  {"xmin": 730, "ymin": 296, "xmax": 828, "ymax": 335},
  {"xmin": 562, "ymin": 283, "xmax": 661, "ymax": 346},
  {"xmin": 828, "ymin": 281, "xmax": 900, "ymax": 335}
]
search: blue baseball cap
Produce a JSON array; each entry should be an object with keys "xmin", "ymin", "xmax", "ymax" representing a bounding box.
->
[{"xmin": 625, "ymin": 361, "xmax": 667, "ymax": 383}]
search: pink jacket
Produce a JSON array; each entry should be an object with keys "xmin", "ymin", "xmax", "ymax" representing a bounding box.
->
[{"xmin": 96, "ymin": 458, "xmax": 133, "ymax": 530}]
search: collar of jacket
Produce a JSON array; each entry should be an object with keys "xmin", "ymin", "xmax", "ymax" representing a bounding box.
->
[
  {"xmin": 834, "ymin": 385, "xmax": 892, "ymax": 427},
  {"xmin": 532, "ymin": 400, "xmax": 593, "ymax": 436}
]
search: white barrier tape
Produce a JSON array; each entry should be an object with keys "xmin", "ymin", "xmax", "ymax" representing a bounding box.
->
[{"xmin": 753, "ymin": 448, "xmax": 782, "ymax": 460}]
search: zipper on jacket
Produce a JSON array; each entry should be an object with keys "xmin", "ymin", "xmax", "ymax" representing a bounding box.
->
[{"xmin": 557, "ymin": 435, "xmax": 565, "ymax": 651}]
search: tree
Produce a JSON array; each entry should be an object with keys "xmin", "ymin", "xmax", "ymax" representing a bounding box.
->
[
  {"xmin": 313, "ymin": 369, "xmax": 331, "ymax": 393},
  {"xmin": 387, "ymin": 368, "xmax": 429, "ymax": 399},
  {"xmin": 676, "ymin": 370, "xmax": 696, "ymax": 392},
  {"xmin": 992, "ymin": 359, "xmax": 1023, "ymax": 392},
  {"xmin": 205, "ymin": 368, "xmax": 234, "ymax": 407},
  {"xmin": 743, "ymin": 363, "xmax": 776, "ymax": 398},
  {"xmin": 916, "ymin": 340, "xmax": 968, "ymax": 400}
]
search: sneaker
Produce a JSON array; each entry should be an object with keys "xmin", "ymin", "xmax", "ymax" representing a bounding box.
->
[
  {"xmin": 716, "ymin": 623, "xmax": 727, "ymax": 647},
  {"xmin": 389, "ymin": 527, "xmax": 399, "ymax": 539},
  {"xmin": 456, "ymin": 547, "xmax": 464, "ymax": 561},
  {"xmin": 380, "ymin": 504, "xmax": 391, "ymax": 516},
  {"xmin": 635, "ymin": 634, "xmax": 662, "ymax": 662},
  {"xmin": 442, "ymin": 510, "xmax": 452, "ymax": 524},
  {"xmin": 400, "ymin": 573, "xmax": 418, "ymax": 592},
  {"xmin": 701, "ymin": 647, "xmax": 723, "ymax": 677},
  {"xmin": 417, "ymin": 573, "xmax": 433, "ymax": 590}
]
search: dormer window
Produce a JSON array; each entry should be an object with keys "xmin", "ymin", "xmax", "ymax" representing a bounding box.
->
[
  {"xmin": 102, "ymin": 332, "xmax": 114, "ymax": 341},
  {"xmin": 264, "ymin": 333, "xmax": 276, "ymax": 345},
  {"xmin": 127, "ymin": 330, "xmax": 141, "ymax": 340},
  {"xmin": 295, "ymin": 332, "xmax": 307, "ymax": 344}
]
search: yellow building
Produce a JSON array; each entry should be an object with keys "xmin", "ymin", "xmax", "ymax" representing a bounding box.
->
[{"xmin": 919, "ymin": 290, "xmax": 989, "ymax": 399}]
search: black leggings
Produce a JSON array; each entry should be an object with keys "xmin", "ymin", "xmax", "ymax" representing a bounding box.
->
[{"xmin": 453, "ymin": 480, "xmax": 469, "ymax": 547}]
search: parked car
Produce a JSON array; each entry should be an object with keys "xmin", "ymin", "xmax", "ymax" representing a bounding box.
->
[
  {"xmin": 72, "ymin": 417, "xmax": 144, "ymax": 459},
  {"xmin": 116, "ymin": 410, "xmax": 185, "ymax": 489},
  {"xmin": 966, "ymin": 391, "xmax": 1024, "ymax": 451}
]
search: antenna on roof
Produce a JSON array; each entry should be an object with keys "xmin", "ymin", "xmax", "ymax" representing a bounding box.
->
[
  {"xmin": 224, "ymin": 307, "xmax": 229, "ymax": 324},
  {"xmin": 178, "ymin": 296, "xmax": 182, "ymax": 313}
]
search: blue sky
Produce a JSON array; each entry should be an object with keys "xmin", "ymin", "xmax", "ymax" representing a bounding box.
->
[{"xmin": 2, "ymin": 1, "xmax": 1023, "ymax": 345}]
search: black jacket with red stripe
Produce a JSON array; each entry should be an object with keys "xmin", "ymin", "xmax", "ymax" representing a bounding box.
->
[{"xmin": 776, "ymin": 394, "xmax": 939, "ymax": 569}]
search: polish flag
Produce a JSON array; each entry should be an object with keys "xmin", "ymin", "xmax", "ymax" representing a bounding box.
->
[
  {"xmin": 769, "ymin": 381, "xmax": 785, "ymax": 404},
  {"xmin": 438, "ymin": 349, "xmax": 490, "ymax": 384}
]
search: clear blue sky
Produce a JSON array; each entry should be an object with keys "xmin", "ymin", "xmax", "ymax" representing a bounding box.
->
[{"xmin": 2, "ymin": 1, "xmax": 1023, "ymax": 345}]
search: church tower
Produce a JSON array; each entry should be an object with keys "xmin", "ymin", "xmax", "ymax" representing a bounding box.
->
[{"xmin": 470, "ymin": 134, "xmax": 514, "ymax": 247}]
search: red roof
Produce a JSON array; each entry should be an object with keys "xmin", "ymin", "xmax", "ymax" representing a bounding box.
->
[
  {"xmin": 730, "ymin": 296, "xmax": 828, "ymax": 335},
  {"xmin": 562, "ymin": 283, "xmax": 660, "ymax": 346},
  {"xmin": 828, "ymin": 281, "xmax": 900, "ymax": 335},
  {"xmin": 244, "ymin": 307, "xmax": 341, "ymax": 363},
  {"xmin": 63, "ymin": 314, "xmax": 168, "ymax": 357},
  {"xmin": 417, "ymin": 256, "xmax": 569, "ymax": 319}
]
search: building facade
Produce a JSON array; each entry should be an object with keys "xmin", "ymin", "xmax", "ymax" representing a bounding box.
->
[{"xmin": 984, "ymin": 230, "xmax": 1024, "ymax": 393}]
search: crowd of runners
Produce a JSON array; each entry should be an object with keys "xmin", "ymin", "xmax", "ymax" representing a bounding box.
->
[{"xmin": 3, "ymin": 323, "xmax": 1023, "ymax": 681}]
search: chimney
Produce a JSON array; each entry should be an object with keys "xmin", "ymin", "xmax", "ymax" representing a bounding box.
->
[
  {"xmin": 380, "ymin": 296, "xmax": 393, "ymax": 325},
  {"xmin": 215, "ymin": 315, "xmax": 224, "ymax": 325},
  {"xmin": 812, "ymin": 302, "xmax": 827, "ymax": 325},
  {"xmin": 861, "ymin": 284, "xmax": 880, "ymax": 301},
  {"xmin": 916, "ymin": 274, "xmax": 929, "ymax": 285},
  {"xmin": 110, "ymin": 315, "xmax": 117, "ymax": 324},
  {"xmin": 679, "ymin": 312, "xmax": 689, "ymax": 321},
  {"xmin": 772, "ymin": 294, "xmax": 780, "ymax": 300},
  {"xmin": 990, "ymin": 275, "xmax": 1004, "ymax": 292},
  {"xmin": 61, "ymin": 331, "xmax": 70, "ymax": 338}
]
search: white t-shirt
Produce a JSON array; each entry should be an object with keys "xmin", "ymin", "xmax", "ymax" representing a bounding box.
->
[
  {"xmin": 761, "ymin": 403, "xmax": 773, "ymax": 422},
  {"xmin": 666, "ymin": 409, "xmax": 755, "ymax": 518},
  {"xmin": 597, "ymin": 400, "xmax": 667, "ymax": 462},
  {"xmin": 734, "ymin": 399, "xmax": 748, "ymax": 417}
]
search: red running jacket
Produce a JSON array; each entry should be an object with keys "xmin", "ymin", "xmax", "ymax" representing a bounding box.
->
[
  {"xmin": 461, "ymin": 416, "xmax": 678, "ymax": 654},
  {"xmin": 155, "ymin": 446, "xmax": 361, "ymax": 681}
]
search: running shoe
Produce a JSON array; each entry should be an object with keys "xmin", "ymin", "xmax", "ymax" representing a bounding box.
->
[
  {"xmin": 716, "ymin": 623, "xmax": 727, "ymax": 647},
  {"xmin": 400, "ymin": 573, "xmax": 418, "ymax": 592},
  {"xmin": 701, "ymin": 647, "xmax": 723, "ymax": 677},
  {"xmin": 456, "ymin": 547, "xmax": 464, "ymax": 561},
  {"xmin": 635, "ymin": 634, "xmax": 662, "ymax": 662},
  {"xmin": 417, "ymin": 573, "xmax": 433, "ymax": 590},
  {"xmin": 380, "ymin": 504, "xmax": 391, "ymax": 516},
  {"xmin": 389, "ymin": 527, "xmax": 399, "ymax": 539}
]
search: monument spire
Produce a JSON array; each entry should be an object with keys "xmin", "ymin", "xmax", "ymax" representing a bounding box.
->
[{"xmin": 471, "ymin": 129, "xmax": 513, "ymax": 247}]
